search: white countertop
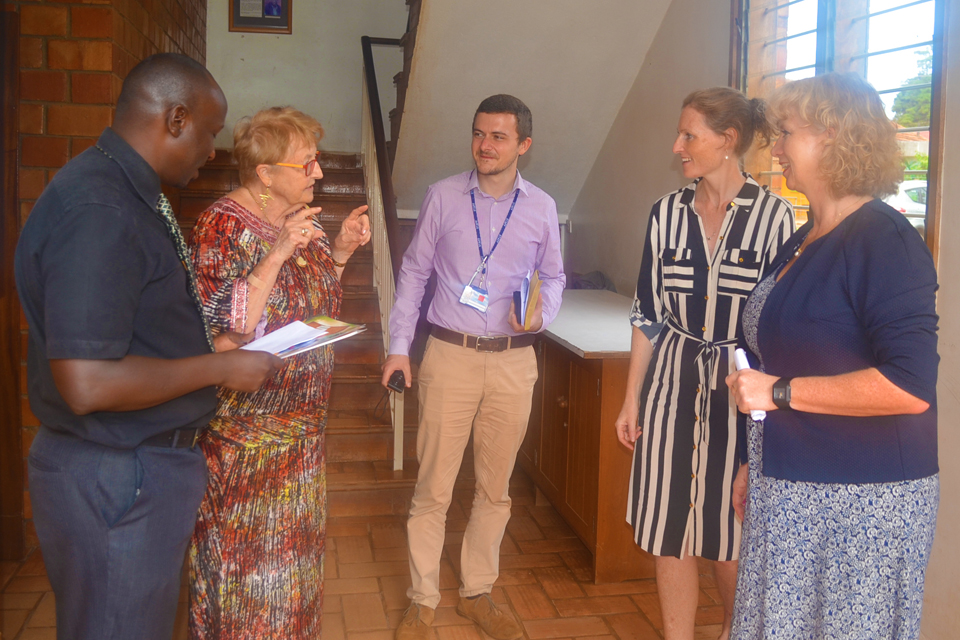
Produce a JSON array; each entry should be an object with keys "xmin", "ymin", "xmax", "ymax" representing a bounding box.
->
[{"xmin": 544, "ymin": 289, "xmax": 634, "ymax": 359}]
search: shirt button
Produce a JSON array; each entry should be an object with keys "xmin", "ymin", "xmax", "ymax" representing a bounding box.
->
[
  {"xmin": 693, "ymin": 444, "xmax": 697, "ymax": 450},
  {"xmin": 689, "ymin": 503, "xmax": 695, "ymax": 508},
  {"xmin": 707, "ymin": 266, "xmax": 711, "ymax": 271},
  {"xmin": 704, "ymin": 295, "xmax": 709, "ymax": 300},
  {"xmin": 719, "ymin": 236, "xmax": 724, "ymax": 240},
  {"xmin": 739, "ymin": 257, "xmax": 744, "ymax": 263},
  {"xmin": 702, "ymin": 326, "xmax": 706, "ymax": 332},
  {"xmin": 691, "ymin": 473, "xmax": 696, "ymax": 479}
]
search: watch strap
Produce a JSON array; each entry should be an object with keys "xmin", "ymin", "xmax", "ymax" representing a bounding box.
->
[{"xmin": 772, "ymin": 377, "xmax": 793, "ymax": 411}]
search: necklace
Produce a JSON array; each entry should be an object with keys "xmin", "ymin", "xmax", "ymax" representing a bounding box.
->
[{"xmin": 792, "ymin": 197, "xmax": 870, "ymax": 259}]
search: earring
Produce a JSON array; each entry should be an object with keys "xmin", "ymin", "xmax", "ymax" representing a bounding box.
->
[
  {"xmin": 257, "ymin": 186, "xmax": 273, "ymax": 212},
  {"xmin": 725, "ymin": 155, "xmax": 729, "ymax": 160}
]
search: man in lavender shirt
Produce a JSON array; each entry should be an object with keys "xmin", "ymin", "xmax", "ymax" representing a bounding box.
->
[{"xmin": 383, "ymin": 95, "xmax": 565, "ymax": 640}]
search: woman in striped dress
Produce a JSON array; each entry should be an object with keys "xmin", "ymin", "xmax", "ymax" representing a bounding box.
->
[
  {"xmin": 615, "ymin": 88, "xmax": 793, "ymax": 640},
  {"xmin": 187, "ymin": 107, "xmax": 370, "ymax": 639}
]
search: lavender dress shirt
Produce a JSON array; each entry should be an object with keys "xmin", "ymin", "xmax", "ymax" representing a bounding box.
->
[{"xmin": 388, "ymin": 170, "xmax": 566, "ymax": 356}]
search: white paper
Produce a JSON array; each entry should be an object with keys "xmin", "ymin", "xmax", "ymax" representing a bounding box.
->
[
  {"xmin": 241, "ymin": 321, "xmax": 324, "ymax": 354},
  {"xmin": 519, "ymin": 271, "xmax": 531, "ymax": 325},
  {"xmin": 239, "ymin": 0, "xmax": 262, "ymax": 18}
]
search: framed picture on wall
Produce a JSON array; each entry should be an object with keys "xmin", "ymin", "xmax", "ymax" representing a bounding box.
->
[{"xmin": 229, "ymin": 0, "xmax": 292, "ymax": 34}]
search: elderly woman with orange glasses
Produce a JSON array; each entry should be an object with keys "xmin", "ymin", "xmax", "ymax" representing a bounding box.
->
[{"xmin": 187, "ymin": 106, "xmax": 369, "ymax": 639}]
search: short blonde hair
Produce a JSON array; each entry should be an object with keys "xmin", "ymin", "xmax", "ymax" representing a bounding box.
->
[
  {"xmin": 233, "ymin": 106, "xmax": 324, "ymax": 183},
  {"xmin": 768, "ymin": 73, "xmax": 902, "ymax": 199}
]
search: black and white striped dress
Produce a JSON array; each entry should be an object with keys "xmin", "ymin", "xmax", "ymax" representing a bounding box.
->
[{"xmin": 627, "ymin": 176, "xmax": 793, "ymax": 561}]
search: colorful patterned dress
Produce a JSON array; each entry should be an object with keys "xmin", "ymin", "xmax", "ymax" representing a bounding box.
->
[{"xmin": 187, "ymin": 197, "xmax": 342, "ymax": 639}]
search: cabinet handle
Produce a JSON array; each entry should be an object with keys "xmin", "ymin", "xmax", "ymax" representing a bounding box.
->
[{"xmin": 557, "ymin": 395, "xmax": 568, "ymax": 409}]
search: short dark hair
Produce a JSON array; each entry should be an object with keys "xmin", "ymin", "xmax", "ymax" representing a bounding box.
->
[
  {"xmin": 116, "ymin": 53, "xmax": 217, "ymax": 119},
  {"xmin": 474, "ymin": 94, "xmax": 532, "ymax": 141}
]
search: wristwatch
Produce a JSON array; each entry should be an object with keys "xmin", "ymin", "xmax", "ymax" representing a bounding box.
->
[{"xmin": 772, "ymin": 377, "xmax": 793, "ymax": 410}]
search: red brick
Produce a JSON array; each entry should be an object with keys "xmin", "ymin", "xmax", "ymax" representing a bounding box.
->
[
  {"xmin": 20, "ymin": 5, "xmax": 68, "ymax": 36},
  {"xmin": 20, "ymin": 70, "xmax": 67, "ymax": 102},
  {"xmin": 18, "ymin": 169, "xmax": 46, "ymax": 200},
  {"xmin": 71, "ymin": 137, "xmax": 98, "ymax": 158},
  {"xmin": 71, "ymin": 5, "xmax": 114, "ymax": 38},
  {"xmin": 21, "ymin": 136, "xmax": 70, "ymax": 168},
  {"xmin": 48, "ymin": 40, "xmax": 112, "ymax": 71},
  {"xmin": 20, "ymin": 104, "xmax": 44, "ymax": 135},
  {"xmin": 20, "ymin": 37, "xmax": 44, "ymax": 69},
  {"xmin": 71, "ymin": 73, "xmax": 113, "ymax": 103},
  {"xmin": 47, "ymin": 104, "xmax": 112, "ymax": 136}
]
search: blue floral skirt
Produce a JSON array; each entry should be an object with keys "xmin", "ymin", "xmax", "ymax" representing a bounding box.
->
[{"xmin": 732, "ymin": 420, "xmax": 939, "ymax": 640}]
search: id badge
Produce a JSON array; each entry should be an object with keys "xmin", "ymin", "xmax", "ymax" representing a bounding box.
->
[{"xmin": 459, "ymin": 284, "xmax": 490, "ymax": 312}]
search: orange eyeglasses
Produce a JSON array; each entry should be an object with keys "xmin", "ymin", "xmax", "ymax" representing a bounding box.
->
[{"xmin": 274, "ymin": 153, "xmax": 320, "ymax": 176}]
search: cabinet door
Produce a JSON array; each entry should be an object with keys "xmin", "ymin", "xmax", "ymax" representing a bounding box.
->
[
  {"xmin": 518, "ymin": 339, "xmax": 546, "ymax": 471},
  {"xmin": 564, "ymin": 358, "xmax": 603, "ymax": 546},
  {"xmin": 538, "ymin": 341, "xmax": 571, "ymax": 497}
]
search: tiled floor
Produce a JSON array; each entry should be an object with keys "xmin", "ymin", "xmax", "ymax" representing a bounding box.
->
[{"xmin": 0, "ymin": 469, "xmax": 727, "ymax": 640}]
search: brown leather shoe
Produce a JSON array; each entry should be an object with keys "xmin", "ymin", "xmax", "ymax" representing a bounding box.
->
[
  {"xmin": 456, "ymin": 594, "xmax": 523, "ymax": 640},
  {"xmin": 395, "ymin": 602, "xmax": 435, "ymax": 640}
]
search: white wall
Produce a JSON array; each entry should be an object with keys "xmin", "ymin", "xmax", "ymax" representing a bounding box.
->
[
  {"xmin": 565, "ymin": 0, "xmax": 731, "ymax": 294},
  {"xmin": 206, "ymin": 0, "xmax": 408, "ymax": 151},
  {"xmin": 920, "ymin": 1, "xmax": 960, "ymax": 637},
  {"xmin": 390, "ymin": 0, "xmax": 673, "ymax": 216}
]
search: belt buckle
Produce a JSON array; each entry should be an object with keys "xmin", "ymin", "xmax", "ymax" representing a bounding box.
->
[
  {"xmin": 475, "ymin": 336, "xmax": 500, "ymax": 353},
  {"xmin": 190, "ymin": 428, "xmax": 201, "ymax": 448}
]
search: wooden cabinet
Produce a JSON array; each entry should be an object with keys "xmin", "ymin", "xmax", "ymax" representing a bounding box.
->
[{"xmin": 518, "ymin": 290, "xmax": 655, "ymax": 583}]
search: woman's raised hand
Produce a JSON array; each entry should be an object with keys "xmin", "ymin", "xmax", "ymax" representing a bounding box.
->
[
  {"xmin": 270, "ymin": 207, "xmax": 322, "ymax": 261},
  {"xmin": 332, "ymin": 205, "xmax": 370, "ymax": 260}
]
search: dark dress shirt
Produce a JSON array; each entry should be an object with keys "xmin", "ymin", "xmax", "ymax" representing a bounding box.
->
[
  {"xmin": 742, "ymin": 199, "xmax": 939, "ymax": 484},
  {"xmin": 15, "ymin": 128, "xmax": 216, "ymax": 449}
]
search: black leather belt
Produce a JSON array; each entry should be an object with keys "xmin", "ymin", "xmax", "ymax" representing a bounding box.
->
[
  {"xmin": 140, "ymin": 427, "xmax": 204, "ymax": 449},
  {"xmin": 431, "ymin": 326, "xmax": 536, "ymax": 352}
]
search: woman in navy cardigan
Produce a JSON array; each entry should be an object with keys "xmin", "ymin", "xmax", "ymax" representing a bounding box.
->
[{"xmin": 725, "ymin": 73, "xmax": 939, "ymax": 640}]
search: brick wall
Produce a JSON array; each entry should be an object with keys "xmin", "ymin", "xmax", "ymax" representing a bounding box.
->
[{"xmin": 3, "ymin": 0, "xmax": 207, "ymax": 553}]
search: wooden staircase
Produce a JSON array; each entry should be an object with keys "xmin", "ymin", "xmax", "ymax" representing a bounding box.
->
[{"xmin": 170, "ymin": 150, "xmax": 421, "ymax": 520}]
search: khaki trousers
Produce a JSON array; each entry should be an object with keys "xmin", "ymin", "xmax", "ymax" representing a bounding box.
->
[{"xmin": 406, "ymin": 336, "xmax": 539, "ymax": 608}]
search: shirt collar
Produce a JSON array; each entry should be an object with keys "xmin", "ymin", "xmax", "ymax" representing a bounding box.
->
[
  {"xmin": 464, "ymin": 169, "xmax": 530, "ymax": 199},
  {"xmin": 95, "ymin": 127, "xmax": 162, "ymax": 211},
  {"xmin": 676, "ymin": 172, "xmax": 759, "ymax": 210}
]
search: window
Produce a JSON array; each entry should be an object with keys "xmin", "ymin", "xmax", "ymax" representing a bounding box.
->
[{"xmin": 737, "ymin": 0, "xmax": 942, "ymax": 245}]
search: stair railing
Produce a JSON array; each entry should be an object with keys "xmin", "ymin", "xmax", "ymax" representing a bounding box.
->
[{"xmin": 361, "ymin": 36, "xmax": 404, "ymax": 471}]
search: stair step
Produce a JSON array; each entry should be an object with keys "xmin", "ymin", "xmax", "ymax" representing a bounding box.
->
[
  {"xmin": 316, "ymin": 169, "xmax": 364, "ymax": 196},
  {"xmin": 340, "ymin": 290, "xmax": 381, "ymax": 324},
  {"xmin": 327, "ymin": 460, "xmax": 418, "ymax": 517}
]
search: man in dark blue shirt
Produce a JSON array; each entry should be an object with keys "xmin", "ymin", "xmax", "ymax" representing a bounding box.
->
[{"xmin": 15, "ymin": 53, "xmax": 282, "ymax": 640}]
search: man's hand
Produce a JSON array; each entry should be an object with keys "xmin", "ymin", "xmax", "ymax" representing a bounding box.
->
[
  {"xmin": 218, "ymin": 350, "xmax": 284, "ymax": 393},
  {"xmin": 213, "ymin": 330, "xmax": 255, "ymax": 352},
  {"xmin": 508, "ymin": 292, "xmax": 543, "ymax": 333},
  {"xmin": 381, "ymin": 354, "xmax": 412, "ymax": 389}
]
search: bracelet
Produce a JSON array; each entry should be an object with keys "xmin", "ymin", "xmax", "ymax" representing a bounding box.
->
[
  {"xmin": 772, "ymin": 377, "xmax": 793, "ymax": 411},
  {"xmin": 331, "ymin": 256, "xmax": 347, "ymax": 268}
]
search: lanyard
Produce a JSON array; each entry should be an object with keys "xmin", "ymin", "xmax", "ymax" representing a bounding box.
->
[{"xmin": 471, "ymin": 189, "xmax": 519, "ymax": 284}]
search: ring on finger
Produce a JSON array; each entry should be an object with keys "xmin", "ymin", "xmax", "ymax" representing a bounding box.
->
[{"xmin": 300, "ymin": 228, "xmax": 308, "ymax": 236}]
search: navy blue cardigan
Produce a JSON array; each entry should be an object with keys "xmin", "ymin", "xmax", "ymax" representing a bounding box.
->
[{"xmin": 739, "ymin": 199, "xmax": 939, "ymax": 484}]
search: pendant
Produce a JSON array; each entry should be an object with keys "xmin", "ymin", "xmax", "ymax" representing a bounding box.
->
[{"xmin": 296, "ymin": 256, "xmax": 307, "ymax": 267}]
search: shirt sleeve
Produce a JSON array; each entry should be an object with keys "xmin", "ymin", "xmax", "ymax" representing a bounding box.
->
[
  {"xmin": 388, "ymin": 185, "xmax": 441, "ymax": 356},
  {"xmin": 630, "ymin": 204, "xmax": 665, "ymax": 346},
  {"xmin": 190, "ymin": 211, "xmax": 257, "ymax": 335},
  {"xmin": 42, "ymin": 201, "xmax": 147, "ymax": 360},
  {"xmin": 846, "ymin": 210, "xmax": 939, "ymax": 404},
  {"xmin": 534, "ymin": 196, "xmax": 566, "ymax": 331},
  {"xmin": 765, "ymin": 198, "xmax": 795, "ymax": 268}
]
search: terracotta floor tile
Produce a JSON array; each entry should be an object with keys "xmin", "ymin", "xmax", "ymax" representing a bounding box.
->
[
  {"xmin": 325, "ymin": 611, "xmax": 347, "ymax": 640},
  {"xmin": 694, "ymin": 624, "xmax": 723, "ymax": 639},
  {"xmin": 695, "ymin": 604, "xmax": 725, "ymax": 626},
  {"xmin": 381, "ymin": 574, "xmax": 412, "ymax": 610},
  {"xmin": 432, "ymin": 606, "xmax": 474, "ymax": 627},
  {"xmin": 527, "ymin": 505, "xmax": 566, "ymax": 529},
  {"xmin": 523, "ymin": 616, "xmax": 609, "ymax": 638},
  {"xmin": 435, "ymin": 624, "xmax": 483, "ymax": 640},
  {"xmin": 541, "ymin": 523, "xmax": 578, "ymax": 540},
  {"xmin": 494, "ymin": 569, "xmax": 538, "ymax": 585},
  {"xmin": 342, "ymin": 592, "xmax": 389, "ymax": 631},
  {"xmin": 447, "ymin": 518, "xmax": 469, "ymax": 533},
  {"xmin": 559, "ymin": 550, "xmax": 593, "ymax": 582},
  {"xmin": 18, "ymin": 628, "xmax": 59, "ymax": 640},
  {"xmin": 533, "ymin": 567, "xmax": 585, "ymax": 599},
  {"xmin": 630, "ymin": 593, "xmax": 662, "ymax": 629},
  {"xmin": 702, "ymin": 587, "xmax": 722, "ymax": 605},
  {"xmin": 580, "ymin": 580, "xmax": 657, "ymax": 597},
  {"xmin": 3, "ymin": 576, "xmax": 52, "ymax": 593},
  {"xmin": 444, "ymin": 530, "xmax": 465, "ymax": 546},
  {"xmin": 517, "ymin": 538, "xmax": 585, "ymax": 554},
  {"xmin": 325, "ymin": 594, "xmax": 343, "ymax": 613},
  {"xmin": 604, "ymin": 612, "xmax": 661, "ymax": 640},
  {"xmin": 326, "ymin": 577, "xmax": 381, "ymax": 595},
  {"xmin": 499, "ymin": 553, "xmax": 564, "ymax": 570},
  {"xmin": 510, "ymin": 504, "xmax": 530, "ymax": 517},
  {"xmin": 438, "ymin": 588, "xmax": 461, "ymax": 607},
  {"xmin": 328, "ymin": 550, "xmax": 340, "ymax": 578},
  {"xmin": 0, "ymin": 561, "xmax": 19, "ymax": 589},
  {"xmin": 26, "ymin": 591, "xmax": 56, "ymax": 627},
  {"xmin": 580, "ymin": 637, "xmax": 617, "ymax": 640},
  {"xmin": 371, "ymin": 523, "xmax": 407, "ymax": 549},
  {"xmin": 506, "ymin": 516, "xmax": 544, "ymax": 542},
  {"xmin": 697, "ymin": 589, "xmax": 714, "ymax": 607},
  {"xmin": 339, "ymin": 561, "xmax": 409, "ymax": 579},
  {"xmin": 439, "ymin": 560, "xmax": 459, "ymax": 589},
  {"xmin": 2, "ymin": 608, "xmax": 30, "ymax": 638},
  {"xmin": 554, "ymin": 595, "xmax": 636, "ymax": 617},
  {"xmin": 328, "ymin": 521, "xmax": 371, "ymax": 537},
  {"xmin": 386, "ymin": 608, "xmax": 406, "ymax": 628},
  {"xmin": 337, "ymin": 535, "xmax": 375, "ymax": 564},
  {"xmin": 1, "ymin": 591, "xmax": 42, "ymax": 610},
  {"xmin": 374, "ymin": 546, "xmax": 408, "ymax": 562},
  {"xmin": 348, "ymin": 630, "xmax": 396, "ymax": 640},
  {"xmin": 503, "ymin": 583, "xmax": 557, "ymax": 620},
  {"xmin": 698, "ymin": 572, "xmax": 717, "ymax": 589},
  {"xmin": 16, "ymin": 553, "xmax": 47, "ymax": 577},
  {"xmin": 445, "ymin": 544, "xmax": 463, "ymax": 573},
  {"xmin": 499, "ymin": 533, "xmax": 520, "ymax": 555}
]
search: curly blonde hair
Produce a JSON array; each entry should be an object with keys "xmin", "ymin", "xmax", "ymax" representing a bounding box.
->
[
  {"xmin": 233, "ymin": 106, "xmax": 324, "ymax": 184},
  {"xmin": 768, "ymin": 73, "xmax": 903, "ymax": 199}
]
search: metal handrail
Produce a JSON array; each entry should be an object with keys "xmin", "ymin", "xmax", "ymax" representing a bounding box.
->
[{"xmin": 360, "ymin": 35, "xmax": 405, "ymax": 470}]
